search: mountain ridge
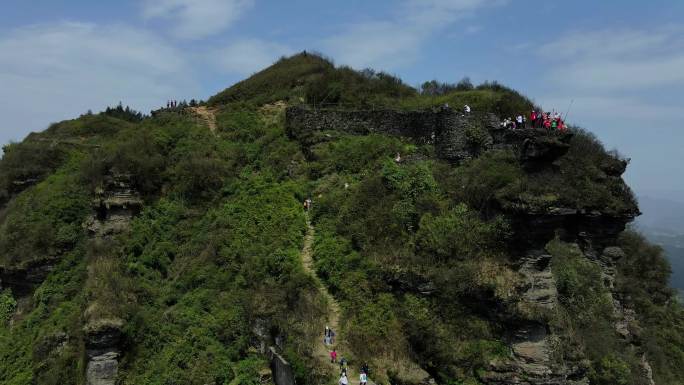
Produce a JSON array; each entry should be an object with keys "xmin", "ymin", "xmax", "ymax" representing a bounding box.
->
[{"xmin": 0, "ymin": 52, "xmax": 682, "ymax": 385}]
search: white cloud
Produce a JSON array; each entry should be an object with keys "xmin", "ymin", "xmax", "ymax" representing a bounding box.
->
[
  {"xmin": 141, "ymin": 0, "xmax": 254, "ymax": 40},
  {"xmin": 540, "ymin": 27, "xmax": 684, "ymax": 91},
  {"xmin": 325, "ymin": 21, "xmax": 424, "ymax": 69},
  {"xmin": 324, "ymin": 0, "xmax": 499, "ymax": 70},
  {"xmin": 0, "ymin": 22, "xmax": 198, "ymax": 146},
  {"xmin": 534, "ymin": 27, "xmax": 684, "ymax": 197},
  {"xmin": 212, "ymin": 38, "xmax": 295, "ymax": 76}
]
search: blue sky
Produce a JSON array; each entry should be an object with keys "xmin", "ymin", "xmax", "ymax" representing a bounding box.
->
[{"xmin": 1, "ymin": 0, "xmax": 683, "ymax": 203}]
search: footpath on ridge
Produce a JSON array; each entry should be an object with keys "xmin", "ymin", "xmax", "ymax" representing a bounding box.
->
[
  {"xmin": 300, "ymin": 215, "xmax": 374, "ymax": 385},
  {"xmin": 188, "ymin": 106, "xmax": 218, "ymax": 136}
]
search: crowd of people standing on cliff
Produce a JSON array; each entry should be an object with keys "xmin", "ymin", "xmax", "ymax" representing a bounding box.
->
[{"xmin": 501, "ymin": 109, "xmax": 567, "ymax": 132}]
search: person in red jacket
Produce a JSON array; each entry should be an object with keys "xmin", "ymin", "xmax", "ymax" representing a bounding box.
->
[
  {"xmin": 330, "ymin": 349, "xmax": 337, "ymax": 363},
  {"xmin": 530, "ymin": 110, "xmax": 537, "ymax": 128}
]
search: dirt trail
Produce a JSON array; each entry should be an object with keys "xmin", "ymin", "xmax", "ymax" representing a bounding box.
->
[
  {"xmin": 300, "ymin": 216, "xmax": 373, "ymax": 385},
  {"xmin": 188, "ymin": 106, "xmax": 218, "ymax": 136}
]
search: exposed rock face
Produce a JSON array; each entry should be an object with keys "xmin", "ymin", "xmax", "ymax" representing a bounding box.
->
[
  {"xmin": 268, "ymin": 347, "xmax": 296, "ymax": 385},
  {"xmin": 0, "ymin": 257, "xmax": 58, "ymax": 298},
  {"xmin": 85, "ymin": 174, "xmax": 142, "ymax": 238},
  {"xmin": 86, "ymin": 352, "xmax": 119, "ymax": 385},
  {"xmin": 480, "ymin": 253, "xmax": 582, "ymax": 385},
  {"xmin": 518, "ymin": 253, "xmax": 557, "ymax": 310},
  {"xmin": 84, "ymin": 319, "xmax": 124, "ymax": 385},
  {"xmin": 592, "ymin": 246, "xmax": 656, "ymax": 385},
  {"xmin": 508, "ymin": 208, "xmax": 637, "ymax": 252},
  {"xmin": 488, "ymin": 126, "xmax": 572, "ymax": 169},
  {"xmin": 83, "ymin": 173, "xmax": 140, "ymax": 385}
]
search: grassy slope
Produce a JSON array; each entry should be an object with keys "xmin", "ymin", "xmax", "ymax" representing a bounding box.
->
[{"xmin": 0, "ymin": 53, "xmax": 681, "ymax": 385}]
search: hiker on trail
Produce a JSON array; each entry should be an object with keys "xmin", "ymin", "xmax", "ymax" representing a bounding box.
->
[
  {"xmin": 330, "ymin": 349, "xmax": 337, "ymax": 363},
  {"xmin": 360, "ymin": 372, "xmax": 368, "ymax": 385},
  {"xmin": 530, "ymin": 110, "xmax": 537, "ymax": 128},
  {"xmin": 330, "ymin": 329, "xmax": 336, "ymax": 344},
  {"xmin": 339, "ymin": 356, "xmax": 347, "ymax": 372},
  {"xmin": 324, "ymin": 325, "xmax": 332, "ymax": 345},
  {"xmin": 516, "ymin": 115, "xmax": 524, "ymax": 129},
  {"xmin": 339, "ymin": 373, "xmax": 349, "ymax": 385},
  {"xmin": 464, "ymin": 104, "xmax": 471, "ymax": 115},
  {"xmin": 551, "ymin": 118, "xmax": 558, "ymax": 130},
  {"xmin": 361, "ymin": 362, "xmax": 369, "ymax": 376}
]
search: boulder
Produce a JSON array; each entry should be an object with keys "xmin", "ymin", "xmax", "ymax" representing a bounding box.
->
[
  {"xmin": 599, "ymin": 156, "xmax": 628, "ymax": 177},
  {"xmin": 602, "ymin": 246, "xmax": 625, "ymax": 260}
]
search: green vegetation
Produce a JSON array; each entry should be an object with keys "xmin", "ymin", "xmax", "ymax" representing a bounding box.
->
[
  {"xmin": 0, "ymin": 289, "xmax": 16, "ymax": 324},
  {"xmin": 615, "ymin": 231, "xmax": 684, "ymax": 385},
  {"xmin": 0, "ymin": 52, "xmax": 680, "ymax": 385},
  {"xmin": 0, "ymin": 156, "xmax": 90, "ymax": 267}
]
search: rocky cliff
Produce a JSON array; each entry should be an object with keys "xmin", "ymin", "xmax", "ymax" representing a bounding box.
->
[{"xmin": 83, "ymin": 173, "xmax": 141, "ymax": 385}]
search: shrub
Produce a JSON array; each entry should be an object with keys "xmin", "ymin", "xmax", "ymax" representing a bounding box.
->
[
  {"xmin": 168, "ymin": 151, "xmax": 228, "ymax": 200},
  {"xmin": 0, "ymin": 290, "xmax": 16, "ymax": 325},
  {"xmin": 415, "ymin": 204, "xmax": 509, "ymax": 261},
  {"xmin": 0, "ymin": 159, "xmax": 89, "ymax": 266},
  {"xmin": 449, "ymin": 150, "xmax": 524, "ymax": 214},
  {"xmin": 548, "ymin": 239, "xmax": 613, "ymax": 323},
  {"xmin": 589, "ymin": 355, "xmax": 631, "ymax": 385},
  {"xmin": 305, "ymin": 66, "xmax": 415, "ymax": 107},
  {"xmin": 0, "ymin": 142, "xmax": 66, "ymax": 195}
]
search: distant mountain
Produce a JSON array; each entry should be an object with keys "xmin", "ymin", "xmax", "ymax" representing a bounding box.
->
[
  {"xmin": 637, "ymin": 195, "xmax": 684, "ymax": 233},
  {"xmin": 636, "ymin": 195, "xmax": 684, "ymax": 294}
]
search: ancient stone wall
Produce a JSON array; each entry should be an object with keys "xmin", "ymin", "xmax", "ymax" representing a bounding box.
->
[
  {"xmin": 285, "ymin": 106, "xmax": 577, "ymax": 166},
  {"xmin": 285, "ymin": 106, "xmax": 478, "ymax": 162}
]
